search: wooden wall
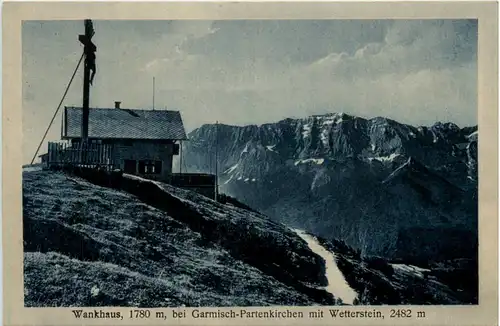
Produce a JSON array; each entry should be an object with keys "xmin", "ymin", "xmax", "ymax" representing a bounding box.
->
[{"xmin": 109, "ymin": 140, "xmax": 175, "ymax": 179}]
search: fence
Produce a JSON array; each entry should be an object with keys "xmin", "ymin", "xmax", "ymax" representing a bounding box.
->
[
  {"xmin": 47, "ymin": 141, "xmax": 115, "ymax": 170},
  {"xmin": 46, "ymin": 142, "xmax": 218, "ymax": 200},
  {"xmin": 168, "ymin": 173, "xmax": 216, "ymax": 187},
  {"xmin": 168, "ymin": 173, "xmax": 216, "ymax": 199}
]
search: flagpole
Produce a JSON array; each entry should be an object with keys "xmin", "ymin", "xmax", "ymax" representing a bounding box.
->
[
  {"xmin": 215, "ymin": 121, "xmax": 219, "ymax": 201},
  {"xmin": 180, "ymin": 140, "xmax": 182, "ymax": 174}
]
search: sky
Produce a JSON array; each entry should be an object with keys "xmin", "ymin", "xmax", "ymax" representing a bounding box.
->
[{"xmin": 23, "ymin": 19, "xmax": 477, "ymax": 164}]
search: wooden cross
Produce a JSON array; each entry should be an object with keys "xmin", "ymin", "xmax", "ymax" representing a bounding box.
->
[{"xmin": 78, "ymin": 19, "xmax": 97, "ymax": 143}]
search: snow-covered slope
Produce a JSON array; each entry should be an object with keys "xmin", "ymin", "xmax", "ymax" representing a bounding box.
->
[{"xmin": 293, "ymin": 229, "xmax": 357, "ymax": 305}]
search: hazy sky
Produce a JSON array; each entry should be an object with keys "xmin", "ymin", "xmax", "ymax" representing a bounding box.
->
[{"xmin": 23, "ymin": 19, "xmax": 477, "ymax": 163}]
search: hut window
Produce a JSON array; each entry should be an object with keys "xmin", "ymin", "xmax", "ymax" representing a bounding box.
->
[
  {"xmin": 173, "ymin": 144, "xmax": 180, "ymax": 155},
  {"xmin": 139, "ymin": 160, "xmax": 162, "ymax": 174}
]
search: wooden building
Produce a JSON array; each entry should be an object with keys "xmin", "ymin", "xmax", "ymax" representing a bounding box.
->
[
  {"xmin": 43, "ymin": 102, "xmax": 217, "ymax": 199},
  {"xmin": 60, "ymin": 102, "xmax": 186, "ymax": 180}
]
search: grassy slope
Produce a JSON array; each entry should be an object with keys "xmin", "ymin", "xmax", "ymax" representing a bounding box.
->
[
  {"xmin": 23, "ymin": 171, "xmax": 326, "ymax": 307},
  {"xmin": 23, "ymin": 170, "xmax": 476, "ymax": 307}
]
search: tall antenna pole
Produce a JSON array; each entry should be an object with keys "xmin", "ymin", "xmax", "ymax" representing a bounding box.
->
[
  {"xmin": 215, "ymin": 121, "xmax": 219, "ymax": 201},
  {"xmin": 153, "ymin": 77, "xmax": 155, "ymax": 110},
  {"xmin": 179, "ymin": 141, "xmax": 182, "ymax": 174}
]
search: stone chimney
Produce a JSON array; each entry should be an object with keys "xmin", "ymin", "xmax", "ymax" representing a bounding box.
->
[{"xmin": 115, "ymin": 101, "xmax": 121, "ymax": 109}]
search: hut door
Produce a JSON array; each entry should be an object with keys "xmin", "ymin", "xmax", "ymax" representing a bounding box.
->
[{"xmin": 124, "ymin": 159, "xmax": 136, "ymax": 174}]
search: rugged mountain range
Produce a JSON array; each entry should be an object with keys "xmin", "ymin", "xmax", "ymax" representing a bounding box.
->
[{"xmin": 182, "ymin": 113, "xmax": 478, "ymax": 264}]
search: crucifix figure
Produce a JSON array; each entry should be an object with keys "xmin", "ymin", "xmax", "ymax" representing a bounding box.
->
[
  {"xmin": 88, "ymin": 50, "xmax": 96, "ymax": 85},
  {"xmin": 78, "ymin": 19, "xmax": 97, "ymax": 143}
]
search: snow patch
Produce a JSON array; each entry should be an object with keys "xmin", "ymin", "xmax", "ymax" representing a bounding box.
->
[
  {"xmin": 241, "ymin": 143, "xmax": 250, "ymax": 155},
  {"xmin": 294, "ymin": 158, "xmax": 325, "ymax": 166},
  {"xmin": 244, "ymin": 178, "xmax": 249, "ymax": 182},
  {"xmin": 368, "ymin": 153, "xmax": 400, "ymax": 163},
  {"xmin": 302, "ymin": 124, "xmax": 312, "ymax": 139},
  {"xmin": 467, "ymin": 131, "xmax": 478, "ymax": 141},
  {"xmin": 391, "ymin": 264, "xmax": 430, "ymax": 279},
  {"xmin": 266, "ymin": 145, "xmax": 277, "ymax": 152},
  {"xmin": 431, "ymin": 130, "xmax": 438, "ymax": 143},
  {"xmin": 293, "ymin": 229, "xmax": 357, "ymax": 305},
  {"xmin": 223, "ymin": 175, "xmax": 234, "ymax": 185},
  {"xmin": 251, "ymin": 178, "xmax": 256, "ymax": 182},
  {"xmin": 371, "ymin": 144, "xmax": 376, "ymax": 151},
  {"xmin": 382, "ymin": 157, "xmax": 412, "ymax": 184},
  {"xmin": 320, "ymin": 129, "xmax": 330, "ymax": 147},
  {"xmin": 321, "ymin": 113, "xmax": 344, "ymax": 125},
  {"xmin": 223, "ymin": 164, "xmax": 239, "ymax": 174}
]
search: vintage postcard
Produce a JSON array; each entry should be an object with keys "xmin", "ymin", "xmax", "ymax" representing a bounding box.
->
[{"xmin": 3, "ymin": 1, "xmax": 498, "ymax": 325}]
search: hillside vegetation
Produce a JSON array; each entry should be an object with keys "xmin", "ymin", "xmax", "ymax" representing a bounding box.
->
[
  {"xmin": 23, "ymin": 169, "xmax": 476, "ymax": 306},
  {"xmin": 23, "ymin": 170, "xmax": 330, "ymax": 307}
]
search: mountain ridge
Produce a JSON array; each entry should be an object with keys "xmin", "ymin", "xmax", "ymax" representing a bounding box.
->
[{"xmin": 181, "ymin": 112, "xmax": 478, "ymax": 263}]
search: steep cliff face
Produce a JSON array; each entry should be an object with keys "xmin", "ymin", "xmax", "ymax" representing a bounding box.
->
[{"xmin": 182, "ymin": 113, "xmax": 478, "ymax": 262}]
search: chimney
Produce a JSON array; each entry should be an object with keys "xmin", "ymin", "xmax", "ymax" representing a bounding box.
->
[{"xmin": 115, "ymin": 101, "xmax": 121, "ymax": 109}]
